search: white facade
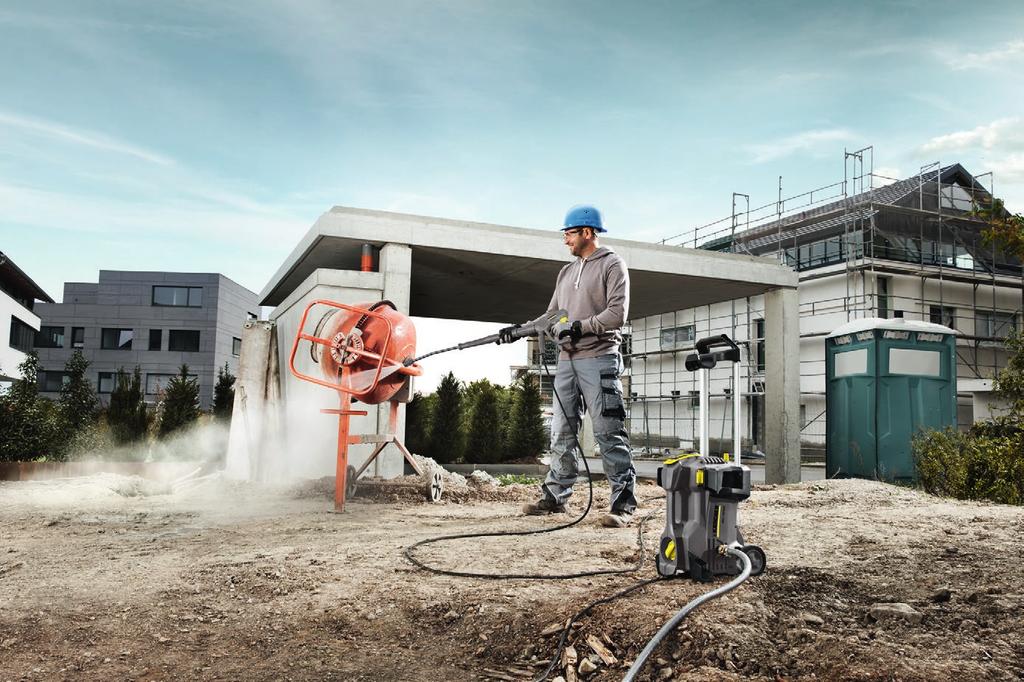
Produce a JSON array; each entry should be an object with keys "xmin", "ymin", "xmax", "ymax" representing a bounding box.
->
[{"xmin": 1, "ymin": 291, "xmax": 41, "ymax": 382}]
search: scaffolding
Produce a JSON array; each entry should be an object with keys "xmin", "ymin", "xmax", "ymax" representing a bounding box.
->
[{"xmin": 623, "ymin": 148, "xmax": 1023, "ymax": 459}]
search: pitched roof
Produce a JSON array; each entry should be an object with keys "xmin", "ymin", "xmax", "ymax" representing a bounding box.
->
[
  {"xmin": 0, "ymin": 251, "xmax": 54, "ymax": 303},
  {"xmin": 728, "ymin": 164, "xmax": 992, "ymax": 251}
]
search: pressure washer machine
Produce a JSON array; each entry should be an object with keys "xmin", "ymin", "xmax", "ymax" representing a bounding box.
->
[{"xmin": 655, "ymin": 334, "xmax": 766, "ymax": 581}]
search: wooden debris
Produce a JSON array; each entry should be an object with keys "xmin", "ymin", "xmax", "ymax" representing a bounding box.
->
[{"xmin": 585, "ymin": 634, "xmax": 618, "ymax": 666}]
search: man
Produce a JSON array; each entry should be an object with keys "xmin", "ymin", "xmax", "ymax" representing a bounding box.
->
[{"xmin": 498, "ymin": 204, "xmax": 637, "ymax": 527}]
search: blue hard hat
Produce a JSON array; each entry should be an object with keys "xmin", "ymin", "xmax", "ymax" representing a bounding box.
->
[{"xmin": 563, "ymin": 204, "xmax": 605, "ymax": 233}]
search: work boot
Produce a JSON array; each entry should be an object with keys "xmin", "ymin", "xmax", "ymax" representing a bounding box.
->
[
  {"xmin": 521, "ymin": 497, "xmax": 567, "ymax": 515},
  {"xmin": 599, "ymin": 510, "xmax": 634, "ymax": 528}
]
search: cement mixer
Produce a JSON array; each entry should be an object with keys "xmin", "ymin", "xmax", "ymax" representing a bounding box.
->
[{"xmin": 288, "ymin": 299, "xmax": 442, "ymax": 511}]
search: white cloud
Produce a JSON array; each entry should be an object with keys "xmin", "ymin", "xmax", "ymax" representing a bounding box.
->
[
  {"xmin": 0, "ymin": 111, "xmax": 174, "ymax": 166},
  {"xmin": 0, "ymin": 181, "xmax": 307, "ymax": 243},
  {"xmin": 919, "ymin": 118, "xmax": 1023, "ymax": 155},
  {"xmin": 746, "ymin": 129, "xmax": 855, "ymax": 164},
  {"xmin": 952, "ymin": 40, "xmax": 1024, "ymax": 70}
]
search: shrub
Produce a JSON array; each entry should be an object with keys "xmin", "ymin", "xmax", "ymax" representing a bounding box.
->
[
  {"xmin": 913, "ymin": 427, "xmax": 1024, "ymax": 505},
  {"xmin": 0, "ymin": 352, "xmax": 66, "ymax": 461}
]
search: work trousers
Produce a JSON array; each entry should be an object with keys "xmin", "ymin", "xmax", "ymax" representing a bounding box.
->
[{"xmin": 541, "ymin": 353, "xmax": 637, "ymax": 514}]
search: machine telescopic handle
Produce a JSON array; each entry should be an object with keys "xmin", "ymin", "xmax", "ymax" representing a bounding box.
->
[{"xmin": 694, "ymin": 334, "xmax": 741, "ymax": 362}]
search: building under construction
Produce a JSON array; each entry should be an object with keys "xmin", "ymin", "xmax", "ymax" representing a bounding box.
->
[{"xmin": 540, "ymin": 149, "xmax": 1021, "ymax": 459}]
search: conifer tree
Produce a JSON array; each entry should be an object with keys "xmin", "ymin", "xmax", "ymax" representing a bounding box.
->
[
  {"xmin": 506, "ymin": 374, "xmax": 547, "ymax": 461},
  {"xmin": 429, "ymin": 372, "xmax": 464, "ymax": 463},
  {"xmin": 108, "ymin": 367, "xmax": 148, "ymax": 444},
  {"xmin": 405, "ymin": 392, "xmax": 435, "ymax": 459},
  {"xmin": 158, "ymin": 364, "xmax": 200, "ymax": 438},
  {"xmin": 466, "ymin": 380, "xmax": 503, "ymax": 463},
  {"xmin": 59, "ymin": 350, "xmax": 98, "ymax": 432},
  {"xmin": 213, "ymin": 362, "xmax": 236, "ymax": 420}
]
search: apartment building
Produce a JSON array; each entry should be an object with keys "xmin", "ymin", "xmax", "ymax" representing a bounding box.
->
[
  {"xmin": 1, "ymin": 251, "xmax": 53, "ymax": 381},
  {"xmin": 33, "ymin": 271, "xmax": 259, "ymax": 410}
]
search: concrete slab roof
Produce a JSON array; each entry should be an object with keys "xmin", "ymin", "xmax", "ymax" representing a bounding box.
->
[{"xmin": 261, "ymin": 207, "xmax": 799, "ymax": 322}]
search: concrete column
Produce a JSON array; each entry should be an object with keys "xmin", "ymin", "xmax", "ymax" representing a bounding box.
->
[
  {"xmin": 378, "ymin": 243, "xmax": 413, "ymax": 477},
  {"xmin": 764, "ymin": 287, "xmax": 801, "ymax": 484}
]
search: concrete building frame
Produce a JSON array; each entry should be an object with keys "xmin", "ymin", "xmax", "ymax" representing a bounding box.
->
[{"xmin": 252, "ymin": 207, "xmax": 801, "ymax": 484}]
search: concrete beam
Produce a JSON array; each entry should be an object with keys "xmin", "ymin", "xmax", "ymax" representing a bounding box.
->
[
  {"xmin": 764, "ymin": 287, "xmax": 801, "ymax": 484},
  {"xmin": 260, "ymin": 208, "xmax": 799, "ymax": 322}
]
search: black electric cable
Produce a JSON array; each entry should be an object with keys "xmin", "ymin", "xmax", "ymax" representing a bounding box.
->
[{"xmin": 403, "ymin": 327, "xmax": 644, "ymax": 580}]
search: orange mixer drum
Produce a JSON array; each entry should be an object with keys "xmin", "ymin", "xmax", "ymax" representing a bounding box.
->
[{"xmin": 315, "ymin": 301, "xmax": 417, "ymax": 404}]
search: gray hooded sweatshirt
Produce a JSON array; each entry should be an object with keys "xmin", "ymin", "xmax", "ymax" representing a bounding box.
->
[{"xmin": 526, "ymin": 246, "xmax": 630, "ymax": 360}]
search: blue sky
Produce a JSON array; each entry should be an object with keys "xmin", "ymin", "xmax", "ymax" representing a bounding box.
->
[{"xmin": 3, "ymin": 1, "xmax": 1024, "ymax": 389}]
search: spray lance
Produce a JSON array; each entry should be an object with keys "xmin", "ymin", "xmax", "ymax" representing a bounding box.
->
[{"xmin": 404, "ymin": 309, "xmax": 572, "ymax": 365}]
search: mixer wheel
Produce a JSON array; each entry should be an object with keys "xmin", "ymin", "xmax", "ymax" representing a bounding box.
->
[
  {"xmin": 346, "ymin": 465, "xmax": 358, "ymax": 498},
  {"xmin": 425, "ymin": 469, "xmax": 444, "ymax": 503}
]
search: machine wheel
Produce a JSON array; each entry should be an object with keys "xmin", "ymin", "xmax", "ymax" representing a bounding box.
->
[
  {"xmin": 741, "ymin": 544, "xmax": 767, "ymax": 577},
  {"xmin": 425, "ymin": 469, "xmax": 444, "ymax": 503},
  {"xmin": 346, "ymin": 465, "xmax": 358, "ymax": 499}
]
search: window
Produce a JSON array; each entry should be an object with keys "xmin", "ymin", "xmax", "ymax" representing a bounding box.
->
[
  {"xmin": 976, "ymin": 311, "xmax": 1016, "ymax": 339},
  {"xmin": 149, "ymin": 329, "xmax": 163, "ymax": 351},
  {"xmin": 929, "ymin": 306, "xmax": 956, "ymax": 329},
  {"xmin": 146, "ymin": 372, "xmax": 197, "ymax": 396},
  {"xmin": 101, "ymin": 328, "xmax": 134, "ymax": 350},
  {"xmin": 168, "ymin": 330, "xmax": 200, "ymax": 352},
  {"xmin": 38, "ymin": 370, "xmax": 69, "ymax": 392},
  {"xmin": 9, "ymin": 316, "xmax": 35, "ymax": 352},
  {"xmin": 35, "ymin": 326, "xmax": 64, "ymax": 348},
  {"xmin": 834, "ymin": 348, "xmax": 868, "ymax": 377},
  {"xmin": 940, "ymin": 184, "xmax": 974, "ymax": 212},
  {"xmin": 152, "ymin": 285, "xmax": 203, "ymax": 308},
  {"xmin": 889, "ymin": 349, "xmax": 941, "ymax": 377},
  {"xmin": 232, "ymin": 336, "xmax": 242, "ymax": 356},
  {"xmin": 877, "ymin": 277, "xmax": 891, "ymax": 319},
  {"xmin": 98, "ymin": 372, "xmax": 116, "ymax": 394},
  {"xmin": 660, "ymin": 325, "xmax": 695, "ymax": 350},
  {"xmin": 755, "ymin": 318, "xmax": 765, "ymax": 372},
  {"xmin": 71, "ymin": 327, "xmax": 85, "ymax": 349}
]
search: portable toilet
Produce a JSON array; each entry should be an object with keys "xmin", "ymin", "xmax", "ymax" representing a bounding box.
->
[{"xmin": 825, "ymin": 318, "xmax": 957, "ymax": 483}]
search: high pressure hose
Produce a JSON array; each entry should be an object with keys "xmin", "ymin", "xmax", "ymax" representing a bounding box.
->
[
  {"xmin": 621, "ymin": 546, "xmax": 753, "ymax": 682},
  {"xmin": 402, "ymin": 325, "xmax": 646, "ymax": 580}
]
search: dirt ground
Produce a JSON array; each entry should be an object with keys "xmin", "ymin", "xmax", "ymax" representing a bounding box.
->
[{"xmin": 1, "ymin": 469, "xmax": 1022, "ymax": 681}]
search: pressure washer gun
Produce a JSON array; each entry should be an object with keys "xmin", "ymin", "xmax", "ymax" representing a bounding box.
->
[
  {"xmin": 655, "ymin": 333, "xmax": 767, "ymax": 582},
  {"xmin": 406, "ymin": 309, "xmax": 569, "ymax": 364}
]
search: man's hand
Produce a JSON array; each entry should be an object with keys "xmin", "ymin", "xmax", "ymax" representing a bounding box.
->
[
  {"xmin": 557, "ymin": 320, "xmax": 583, "ymax": 347},
  {"xmin": 497, "ymin": 324, "xmax": 522, "ymax": 344}
]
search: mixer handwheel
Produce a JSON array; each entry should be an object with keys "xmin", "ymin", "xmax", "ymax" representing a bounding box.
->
[
  {"xmin": 346, "ymin": 465, "xmax": 358, "ymax": 498},
  {"xmin": 425, "ymin": 469, "xmax": 444, "ymax": 503}
]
